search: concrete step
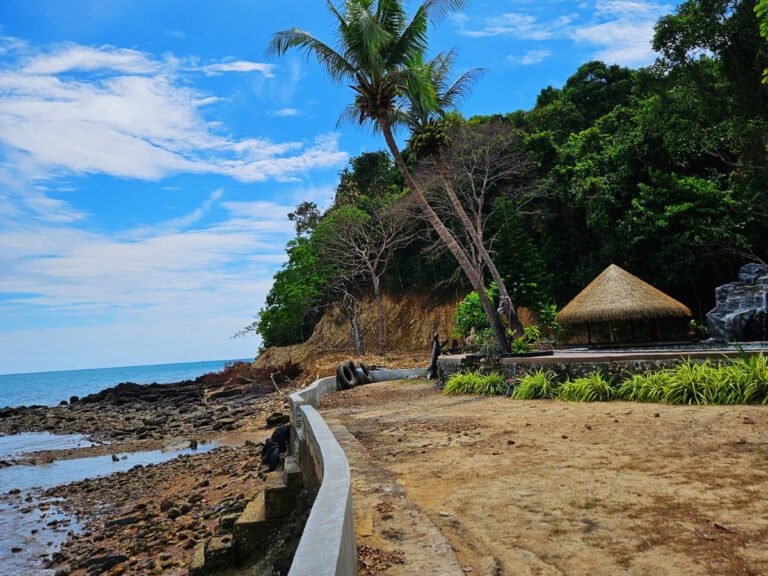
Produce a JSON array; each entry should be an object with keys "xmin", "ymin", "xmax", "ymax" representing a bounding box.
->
[
  {"xmin": 264, "ymin": 472, "xmax": 301, "ymax": 520},
  {"xmin": 232, "ymin": 498, "xmax": 285, "ymax": 558},
  {"xmin": 283, "ymin": 455, "xmax": 302, "ymax": 489},
  {"xmin": 188, "ymin": 534, "xmax": 235, "ymax": 575}
]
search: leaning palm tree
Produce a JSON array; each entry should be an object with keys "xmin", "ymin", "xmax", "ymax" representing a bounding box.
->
[
  {"xmin": 267, "ymin": 0, "xmax": 511, "ymax": 352},
  {"xmin": 405, "ymin": 50, "xmax": 525, "ymax": 337}
]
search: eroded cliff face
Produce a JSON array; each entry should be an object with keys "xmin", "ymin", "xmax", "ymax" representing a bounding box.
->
[{"xmin": 254, "ymin": 292, "xmax": 460, "ymax": 383}]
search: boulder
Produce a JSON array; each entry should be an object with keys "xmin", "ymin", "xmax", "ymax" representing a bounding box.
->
[{"xmin": 706, "ymin": 263, "xmax": 768, "ymax": 342}]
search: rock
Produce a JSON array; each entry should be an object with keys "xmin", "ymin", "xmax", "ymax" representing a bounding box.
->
[
  {"xmin": 707, "ymin": 263, "xmax": 768, "ymax": 341},
  {"xmin": 105, "ymin": 516, "xmax": 140, "ymax": 528},
  {"xmin": 82, "ymin": 553, "xmax": 128, "ymax": 571},
  {"xmin": 159, "ymin": 499, "xmax": 175, "ymax": 513},
  {"xmin": 167, "ymin": 507, "xmax": 182, "ymax": 519},
  {"xmin": 266, "ymin": 412, "xmax": 290, "ymax": 427}
]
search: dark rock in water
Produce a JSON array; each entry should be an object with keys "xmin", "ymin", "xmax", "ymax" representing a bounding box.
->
[
  {"xmin": 707, "ymin": 263, "xmax": 768, "ymax": 342},
  {"xmin": 69, "ymin": 395, "xmax": 79, "ymax": 404},
  {"xmin": 59, "ymin": 400, "xmax": 68, "ymax": 406}
]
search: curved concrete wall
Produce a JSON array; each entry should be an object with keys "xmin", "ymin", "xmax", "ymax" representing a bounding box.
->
[{"xmin": 288, "ymin": 368, "xmax": 422, "ymax": 576}]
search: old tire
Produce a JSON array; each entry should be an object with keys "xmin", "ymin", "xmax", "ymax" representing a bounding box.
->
[
  {"xmin": 336, "ymin": 363, "xmax": 356, "ymax": 390},
  {"xmin": 344, "ymin": 360, "xmax": 360, "ymax": 386},
  {"xmin": 359, "ymin": 362, "xmax": 374, "ymax": 384}
]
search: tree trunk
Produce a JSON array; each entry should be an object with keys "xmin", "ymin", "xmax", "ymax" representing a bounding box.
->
[
  {"xmin": 372, "ymin": 274, "xmax": 385, "ymax": 355},
  {"xmin": 379, "ymin": 119, "xmax": 510, "ymax": 354},
  {"xmin": 342, "ymin": 291, "xmax": 364, "ymax": 355},
  {"xmin": 436, "ymin": 156, "xmax": 525, "ymax": 338}
]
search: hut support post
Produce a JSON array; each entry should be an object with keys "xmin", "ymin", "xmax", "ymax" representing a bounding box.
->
[{"xmin": 586, "ymin": 323, "xmax": 592, "ymax": 345}]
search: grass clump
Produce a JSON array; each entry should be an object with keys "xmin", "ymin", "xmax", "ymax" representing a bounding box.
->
[
  {"xmin": 512, "ymin": 369, "xmax": 559, "ymax": 399},
  {"xmin": 443, "ymin": 371, "xmax": 506, "ymax": 396},
  {"xmin": 558, "ymin": 371, "xmax": 616, "ymax": 402}
]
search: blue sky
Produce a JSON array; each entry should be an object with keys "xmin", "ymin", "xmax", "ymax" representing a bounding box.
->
[{"xmin": 0, "ymin": 0, "xmax": 679, "ymax": 374}]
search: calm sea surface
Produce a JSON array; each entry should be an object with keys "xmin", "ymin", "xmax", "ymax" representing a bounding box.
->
[
  {"xmin": 0, "ymin": 359, "xmax": 244, "ymax": 574},
  {"xmin": 0, "ymin": 358, "xmax": 246, "ymax": 408}
]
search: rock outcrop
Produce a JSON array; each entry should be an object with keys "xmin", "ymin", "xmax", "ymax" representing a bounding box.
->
[{"xmin": 706, "ymin": 263, "xmax": 768, "ymax": 342}]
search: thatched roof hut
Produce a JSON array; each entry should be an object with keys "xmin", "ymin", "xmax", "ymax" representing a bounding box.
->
[{"xmin": 557, "ymin": 264, "xmax": 692, "ymax": 327}]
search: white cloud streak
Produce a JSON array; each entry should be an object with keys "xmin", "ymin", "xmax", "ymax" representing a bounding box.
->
[
  {"xmin": 455, "ymin": 1, "xmax": 673, "ymax": 66},
  {"xmin": 0, "ymin": 38, "xmax": 346, "ymax": 183}
]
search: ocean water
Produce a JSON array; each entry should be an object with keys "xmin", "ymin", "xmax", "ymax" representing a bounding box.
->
[
  {"xmin": 0, "ymin": 358, "xmax": 246, "ymax": 408},
  {"xmin": 0, "ymin": 359, "xmax": 244, "ymax": 574}
]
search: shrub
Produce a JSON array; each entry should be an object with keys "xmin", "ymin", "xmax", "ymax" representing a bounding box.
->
[
  {"xmin": 443, "ymin": 371, "xmax": 506, "ymax": 396},
  {"xmin": 616, "ymin": 371, "xmax": 670, "ymax": 402},
  {"xmin": 512, "ymin": 369, "xmax": 559, "ymax": 399},
  {"xmin": 558, "ymin": 371, "xmax": 616, "ymax": 402}
]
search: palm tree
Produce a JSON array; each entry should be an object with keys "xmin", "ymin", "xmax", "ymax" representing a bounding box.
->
[{"xmin": 267, "ymin": 0, "xmax": 511, "ymax": 353}]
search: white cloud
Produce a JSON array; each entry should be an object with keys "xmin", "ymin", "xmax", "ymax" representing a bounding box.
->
[
  {"xmin": 0, "ymin": 38, "xmax": 347, "ymax": 183},
  {"xmin": 0, "ymin": 192, "xmax": 296, "ymax": 324},
  {"xmin": 272, "ymin": 107, "xmax": 301, "ymax": 117},
  {"xmin": 455, "ymin": 1, "xmax": 673, "ymax": 66},
  {"xmin": 23, "ymin": 43, "xmax": 159, "ymax": 75},
  {"xmin": 453, "ymin": 12, "xmax": 573, "ymax": 40},
  {"xmin": 508, "ymin": 50, "xmax": 552, "ymax": 66},
  {"xmin": 200, "ymin": 60, "xmax": 275, "ymax": 77},
  {"xmin": 570, "ymin": 1, "xmax": 673, "ymax": 65}
]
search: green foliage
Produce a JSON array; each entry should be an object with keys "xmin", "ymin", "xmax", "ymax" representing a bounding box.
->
[
  {"xmin": 615, "ymin": 354, "xmax": 768, "ymax": 405},
  {"xmin": 255, "ymin": 236, "xmax": 333, "ymax": 350},
  {"xmin": 512, "ymin": 369, "xmax": 559, "ymax": 399},
  {"xmin": 510, "ymin": 325, "xmax": 541, "ymax": 353},
  {"xmin": 558, "ymin": 372, "xmax": 616, "ymax": 402},
  {"xmin": 443, "ymin": 371, "xmax": 506, "ymax": 395},
  {"xmin": 616, "ymin": 372, "xmax": 671, "ymax": 403},
  {"xmin": 454, "ymin": 285, "xmax": 498, "ymax": 338}
]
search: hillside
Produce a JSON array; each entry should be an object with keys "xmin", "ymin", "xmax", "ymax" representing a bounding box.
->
[{"xmin": 254, "ymin": 292, "xmax": 460, "ymax": 384}]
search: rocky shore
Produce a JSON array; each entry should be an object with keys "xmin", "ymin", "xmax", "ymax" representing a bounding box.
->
[{"xmin": 0, "ymin": 373, "xmax": 296, "ymax": 575}]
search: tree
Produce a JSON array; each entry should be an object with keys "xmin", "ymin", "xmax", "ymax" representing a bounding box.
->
[
  {"xmin": 416, "ymin": 121, "xmax": 539, "ymax": 321},
  {"xmin": 268, "ymin": 0, "xmax": 513, "ymax": 352},
  {"xmin": 314, "ymin": 199, "xmax": 417, "ymax": 354}
]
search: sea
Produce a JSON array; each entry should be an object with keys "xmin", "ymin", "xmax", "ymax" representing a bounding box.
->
[{"xmin": 0, "ymin": 358, "xmax": 244, "ymax": 575}]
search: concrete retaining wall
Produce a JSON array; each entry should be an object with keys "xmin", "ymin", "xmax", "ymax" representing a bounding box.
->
[{"xmin": 288, "ymin": 368, "xmax": 422, "ymax": 576}]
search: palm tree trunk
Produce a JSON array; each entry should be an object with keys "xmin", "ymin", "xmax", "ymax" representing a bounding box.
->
[
  {"xmin": 379, "ymin": 119, "xmax": 510, "ymax": 354},
  {"xmin": 436, "ymin": 156, "xmax": 525, "ymax": 338}
]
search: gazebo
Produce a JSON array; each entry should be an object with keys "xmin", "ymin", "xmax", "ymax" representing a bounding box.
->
[{"xmin": 557, "ymin": 264, "xmax": 692, "ymax": 344}]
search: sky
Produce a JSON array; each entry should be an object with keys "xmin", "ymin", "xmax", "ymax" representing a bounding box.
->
[{"xmin": 0, "ymin": 0, "xmax": 681, "ymax": 375}]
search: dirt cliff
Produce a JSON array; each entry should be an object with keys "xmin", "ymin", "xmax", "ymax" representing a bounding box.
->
[{"xmin": 254, "ymin": 292, "xmax": 461, "ymax": 384}]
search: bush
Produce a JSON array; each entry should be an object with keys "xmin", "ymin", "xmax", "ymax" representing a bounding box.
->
[
  {"xmin": 558, "ymin": 371, "xmax": 616, "ymax": 402},
  {"xmin": 443, "ymin": 371, "xmax": 506, "ymax": 396},
  {"xmin": 512, "ymin": 369, "xmax": 559, "ymax": 399}
]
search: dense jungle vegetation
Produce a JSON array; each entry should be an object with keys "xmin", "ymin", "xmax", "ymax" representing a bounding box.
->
[{"xmin": 247, "ymin": 0, "xmax": 768, "ymax": 353}]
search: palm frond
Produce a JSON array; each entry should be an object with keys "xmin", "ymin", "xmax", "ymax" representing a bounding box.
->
[
  {"xmin": 423, "ymin": 0, "xmax": 469, "ymax": 24},
  {"xmin": 266, "ymin": 29, "xmax": 355, "ymax": 83}
]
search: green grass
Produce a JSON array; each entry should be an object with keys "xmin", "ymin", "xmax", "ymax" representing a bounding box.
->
[
  {"xmin": 512, "ymin": 369, "xmax": 559, "ymax": 399},
  {"xmin": 449, "ymin": 353, "xmax": 768, "ymax": 405},
  {"xmin": 443, "ymin": 371, "xmax": 506, "ymax": 396},
  {"xmin": 557, "ymin": 371, "xmax": 616, "ymax": 402}
]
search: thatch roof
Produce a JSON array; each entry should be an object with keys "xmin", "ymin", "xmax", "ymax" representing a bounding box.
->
[{"xmin": 557, "ymin": 264, "xmax": 692, "ymax": 324}]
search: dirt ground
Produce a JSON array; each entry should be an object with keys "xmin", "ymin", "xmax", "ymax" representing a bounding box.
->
[{"xmin": 321, "ymin": 378, "xmax": 768, "ymax": 576}]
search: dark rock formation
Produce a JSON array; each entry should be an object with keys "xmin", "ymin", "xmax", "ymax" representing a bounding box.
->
[{"xmin": 707, "ymin": 263, "xmax": 768, "ymax": 342}]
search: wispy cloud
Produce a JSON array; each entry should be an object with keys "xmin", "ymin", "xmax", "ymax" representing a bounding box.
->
[
  {"xmin": 508, "ymin": 50, "xmax": 552, "ymax": 66},
  {"xmin": 0, "ymin": 37, "xmax": 347, "ymax": 184},
  {"xmin": 454, "ymin": 1, "xmax": 672, "ymax": 66},
  {"xmin": 452, "ymin": 12, "xmax": 573, "ymax": 40},
  {"xmin": 0, "ymin": 192, "xmax": 296, "ymax": 322},
  {"xmin": 571, "ymin": 1, "xmax": 673, "ymax": 65},
  {"xmin": 200, "ymin": 60, "xmax": 275, "ymax": 77},
  {"xmin": 272, "ymin": 107, "xmax": 301, "ymax": 117}
]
